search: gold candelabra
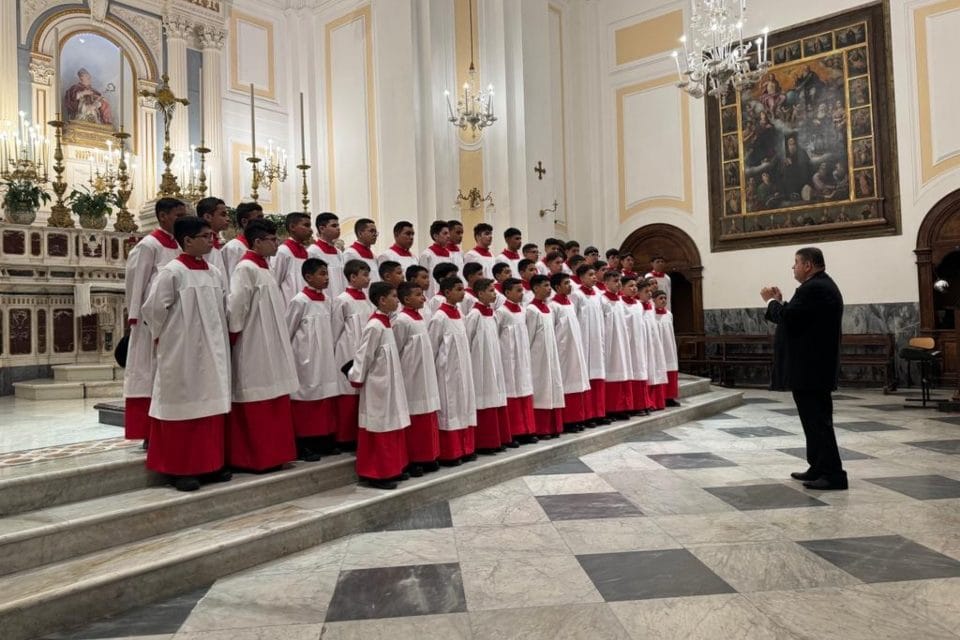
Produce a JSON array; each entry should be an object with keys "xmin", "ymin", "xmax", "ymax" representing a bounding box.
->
[
  {"xmin": 180, "ymin": 144, "xmax": 210, "ymax": 204},
  {"xmin": 140, "ymin": 74, "xmax": 189, "ymax": 198},
  {"xmin": 46, "ymin": 117, "xmax": 73, "ymax": 228},
  {"xmin": 455, "ymin": 187, "xmax": 494, "ymax": 210},
  {"xmin": 112, "ymin": 130, "xmax": 137, "ymax": 232},
  {"xmin": 247, "ymin": 155, "xmax": 262, "ymax": 202},
  {"xmin": 297, "ymin": 162, "xmax": 310, "ymax": 213}
]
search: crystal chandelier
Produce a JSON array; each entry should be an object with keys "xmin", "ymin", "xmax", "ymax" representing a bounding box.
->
[
  {"xmin": 672, "ymin": 0, "xmax": 771, "ymax": 99},
  {"xmin": 443, "ymin": 0, "xmax": 496, "ymax": 134}
]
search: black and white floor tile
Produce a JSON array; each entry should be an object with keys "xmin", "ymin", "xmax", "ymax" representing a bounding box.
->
[{"xmin": 46, "ymin": 389, "xmax": 960, "ymax": 640}]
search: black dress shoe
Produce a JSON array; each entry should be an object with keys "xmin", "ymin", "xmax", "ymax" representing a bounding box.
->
[
  {"xmin": 421, "ymin": 461, "xmax": 441, "ymax": 473},
  {"xmin": 296, "ymin": 445, "xmax": 322, "ymax": 462},
  {"xmin": 462, "ymin": 452, "xmax": 479, "ymax": 462},
  {"xmin": 200, "ymin": 468, "xmax": 233, "ymax": 484},
  {"xmin": 505, "ymin": 440, "xmax": 521, "ymax": 448},
  {"xmin": 172, "ymin": 476, "xmax": 201, "ymax": 492},
  {"xmin": 790, "ymin": 470, "xmax": 819, "ymax": 481},
  {"xmin": 406, "ymin": 464, "xmax": 424, "ymax": 477},
  {"xmin": 363, "ymin": 477, "xmax": 398, "ymax": 490},
  {"xmin": 439, "ymin": 458, "xmax": 462, "ymax": 467},
  {"xmin": 666, "ymin": 399, "xmax": 681, "ymax": 407},
  {"xmin": 803, "ymin": 476, "xmax": 848, "ymax": 491}
]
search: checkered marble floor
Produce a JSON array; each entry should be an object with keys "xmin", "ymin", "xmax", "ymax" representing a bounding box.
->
[{"xmin": 45, "ymin": 390, "xmax": 960, "ymax": 640}]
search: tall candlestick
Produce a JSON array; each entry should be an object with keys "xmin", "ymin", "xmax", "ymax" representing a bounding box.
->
[
  {"xmin": 119, "ymin": 51, "xmax": 124, "ymax": 131},
  {"xmin": 299, "ymin": 92, "xmax": 306, "ymax": 162},
  {"xmin": 249, "ymin": 83, "xmax": 256, "ymax": 156},
  {"xmin": 199, "ymin": 66, "xmax": 205, "ymax": 143}
]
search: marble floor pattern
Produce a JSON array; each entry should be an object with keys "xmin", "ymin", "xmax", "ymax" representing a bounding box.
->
[{"xmin": 39, "ymin": 389, "xmax": 960, "ymax": 640}]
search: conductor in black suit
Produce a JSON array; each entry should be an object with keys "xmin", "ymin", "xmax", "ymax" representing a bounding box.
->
[{"xmin": 762, "ymin": 247, "xmax": 848, "ymax": 491}]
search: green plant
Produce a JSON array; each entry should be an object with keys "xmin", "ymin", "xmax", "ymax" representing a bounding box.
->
[
  {"xmin": 67, "ymin": 186, "xmax": 117, "ymax": 219},
  {"xmin": 2, "ymin": 179, "xmax": 51, "ymax": 211}
]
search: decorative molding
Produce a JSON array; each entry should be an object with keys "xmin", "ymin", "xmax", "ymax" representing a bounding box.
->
[
  {"xmin": 20, "ymin": 0, "xmax": 83, "ymax": 43},
  {"xmin": 89, "ymin": 0, "xmax": 109, "ymax": 22},
  {"xmin": 138, "ymin": 80, "xmax": 159, "ymax": 109},
  {"xmin": 613, "ymin": 10, "xmax": 684, "ymax": 67},
  {"xmin": 184, "ymin": 0, "xmax": 222, "ymax": 12},
  {"xmin": 915, "ymin": 0, "xmax": 960, "ymax": 185},
  {"xmin": 198, "ymin": 25, "xmax": 226, "ymax": 50},
  {"xmin": 163, "ymin": 14, "xmax": 194, "ymax": 40},
  {"xmin": 228, "ymin": 11, "xmax": 276, "ymax": 99},
  {"xmin": 28, "ymin": 53, "xmax": 55, "ymax": 86},
  {"xmin": 109, "ymin": 6, "xmax": 164, "ymax": 69}
]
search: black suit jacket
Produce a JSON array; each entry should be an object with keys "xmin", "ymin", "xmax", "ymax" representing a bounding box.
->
[{"xmin": 764, "ymin": 271, "xmax": 843, "ymax": 392}]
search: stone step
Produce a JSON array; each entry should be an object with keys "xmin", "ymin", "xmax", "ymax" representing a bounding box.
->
[
  {"xmin": 0, "ymin": 385, "xmax": 741, "ymax": 640},
  {"xmin": 93, "ymin": 401, "xmax": 124, "ymax": 427},
  {"xmin": 52, "ymin": 364, "xmax": 115, "ymax": 383},
  {"xmin": 82, "ymin": 380, "xmax": 123, "ymax": 399},
  {"xmin": 12, "ymin": 380, "xmax": 84, "ymax": 401}
]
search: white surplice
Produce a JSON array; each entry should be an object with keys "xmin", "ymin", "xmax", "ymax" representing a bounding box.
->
[
  {"xmin": 465, "ymin": 305, "xmax": 507, "ymax": 410},
  {"xmin": 227, "ymin": 256, "xmax": 300, "ymax": 402},
  {"xmin": 205, "ymin": 241, "xmax": 230, "ymax": 294},
  {"xmin": 392, "ymin": 308, "xmax": 441, "ymax": 415},
  {"xmin": 272, "ymin": 240, "xmax": 309, "ymax": 305},
  {"xmin": 307, "ymin": 240, "xmax": 346, "ymax": 298},
  {"xmin": 642, "ymin": 305, "xmax": 668, "ymax": 385},
  {"xmin": 571, "ymin": 285, "xmax": 606, "ymax": 381},
  {"xmin": 645, "ymin": 272, "xmax": 672, "ymax": 310},
  {"xmin": 348, "ymin": 315, "xmax": 410, "ymax": 432},
  {"xmin": 494, "ymin": 251, "xmax": 522, "ymax": 278},
  {"xmin": 141, "ymin": 257, "xmax": 231, "ymax": 420},
  {"xmin": 463, "ymin": 248, "xmax": 497, "ymax": 278},
  {"xmin": 377, "ymin": 245, "xmax": 418, "ymax": 276},
  {"xmin": 427, "ymin": 305, "xmax": 477, "ymax": 429},
  {"xmin": 221, "ymin": 236, "xmax": 249, "ymax": 279},
  {"xmin": 494, "ymin": 301, "xmax": 534, "ymax": 399},
  {"xmin": 524, "ymin": 302, "xmax": 565, "ymax": 410},
  {"xmin": 549, "ymin": 297, "xmax": 591, "ymax": 395},
  {"xmin": 656, "ymin": 309, "xmax": 679, "ymax": 372},
  {"xmin": 343, "ymin": 242, "xmax": 380, "ymax": 286},
  {"xmin": 418, "ymin": 245, "xmax": 454, "ymax": 299},
  {"xmin": 600, "ymin": 293, "xmax": 634, "ymax": 383},
  {"xmin": 286, "ymin": 290, "xmax": 340, "ymax": 402},
  {"xmin": 459, "ymin": 288, "xmax": 479, "ymax": 317},
  {"xmin": 332, "ymin": 290, "xmax": 375, "ymax": 397},
  {"xmin": 623, "ymin": 300, "xmax": 648, "ymax": 382}
]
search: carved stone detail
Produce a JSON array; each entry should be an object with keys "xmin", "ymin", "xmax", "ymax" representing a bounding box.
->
[
  {"xmin": 198, "ymin": 25, "xmax": 226, "ymax": 50},
  {"xmin": 110, "ymin": 6, "xmax": 163, "ymax": 71},
  {"xmin": 163, "ymin": 14, "xmax": 194, "ymax": 40},
  {"xmin": 89, "ymin": 0, "xmax": 109, "ymax": 22},
  {"xmin": 20, "ymin": 0, "xmax": 82, "ymax": 44},
  {"xmin": 29, "ymin": 54, "xmax": 55, "ymax": 86}
]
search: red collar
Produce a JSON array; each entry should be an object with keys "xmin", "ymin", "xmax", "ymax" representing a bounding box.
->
[
  {"xmin": 314, "ymin": 239, "xmax": 339, "ymax": 254},
  {"xmin": 579, "ymin": 285, "xmax": 595, "ymax": 296},
  {"xmin": 596, "ymin": 282, "xmax": 607, "ymax": 291},
  {"xmin": 176, "ymin": 253, "xmax": 208, "ymax": 270},
  {"xmin": 641, "ymin": 300, "xmax": 653, "ymax": 310},
  {"xmin": 552, "ymin": 294, "xmax": 571, "ymax": 305},
  {"xmin": 474, "ymin": 303, "xmax": 494, "ymax": 316},
  {"xmin": 236, "ymin": 234, "xmax": 249, "ymax": 248},
  {"xmin": 371, "ymin": 312, "xmax": 391, "ymax": 328},
  {"xmin": 241, "ymin": 251, "xmax": 269, "ymax": 269},
  {"xmin": 283, "ymin": 238, "xmax": 308, "ymax": 259},
  {"xmin": 465, "ymin": 288, "xmax": 476, "ymax": 298},
  {"xmin": 389, "ymin": 244, "xmax": 413, "ymax": 257},
  {"xmin": 656, "ymin": 307, "xmax": 667, "ymax": 315},
  {"xmin": 504, "ymin": 301, "xmax": 522, "ymax": 313},
  {"xmin": 472, "ymin": 246, "xmax": 492, "ymax": 257},
  {"xmin": 344, "ymin": 287, "xmax": 366, "ymax": 301},
  {"xmin": 500, "ymin": 249, "xmax": 520, "ymax": 260},
  {"xmin": 350, "ymin": 242, "xmax": 374, "ymax": 259},
  {"xmin": 449, "ymin": 244, "xmax": 461, "ymax": 253},
  {"xmin": 649, "ymin": 271, "xmax": 666, "ymax": 278},
  {"xmin": 603, "ymin": 291, "xmax": 619, "ymax": 302},
  {"xmin": 428, "ymin": 243, "xmax": 450, "ymax": 257},
  {"xmin": 150, "ymin": 228, "xmax": 178, "ymax": 249},
  {"xmin": 531, "ymin": 300, "xmax": 551, "ymax": 314},
  {"xmin": 211, "ymin": 234, "xmax": 222, "ymax": 250},
  {"xmin": 521, "ymin": 280, "xmax": 531, "ymax": 291},
  {"xmin": 401, "ymin": 307, "xmax": 423, "ymax": 321},
  {"xmin": 622, "ymin": 295, "xmax": 637, "ymax": 306},
  {"xmin": 494, "ymin": 283, "xmax": 503, "ymax": 293},
  {"xmin": 439, "ymin": 302, "xmax": 461, "ymax": 319},
  {"xmin": 571, "ymin": 276, "xmax": 582, "ymax": 285},
  {"xmin": 622, "ymin": 269, "xmax": 637, "ymax": 277},
  {"xmin": 302, "ymin": 287, "xmax": 325, "ymax": 301}
]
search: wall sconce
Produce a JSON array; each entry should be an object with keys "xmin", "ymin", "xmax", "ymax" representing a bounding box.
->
[
  {"xmin": 539, "ymin": 200, "xmax": 559, "ymax": 218},
  {"xmin": 455, "ymin": 187, "xmax": 494, "ymax": 211}
]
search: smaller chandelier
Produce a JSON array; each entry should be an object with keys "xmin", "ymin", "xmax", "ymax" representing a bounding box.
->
[
  {"xmin": 672, "ymin": 0, "xmax": 771, "ymax": 99},
  {"xmin": 443, "ymin": 0, "xmax": 496, "ymax": 134}
]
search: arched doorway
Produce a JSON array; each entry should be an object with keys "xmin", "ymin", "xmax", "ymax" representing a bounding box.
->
[
  {"xmin": 916, "ymin": 189, "xmax": 960, "ymax": 399},
  {"xmin": 620, "ymin": 223, "xmax": 704, "ymax": 337}
]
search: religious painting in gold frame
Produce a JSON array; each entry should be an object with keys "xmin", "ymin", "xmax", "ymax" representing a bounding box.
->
[{"xmin": 706, "ymin": 2, "xmax": 899, "ymax": 252}]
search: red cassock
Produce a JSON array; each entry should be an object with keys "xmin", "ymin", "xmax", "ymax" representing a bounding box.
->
[
  {"xmin": 228, "ymin": 396, "xmax": 297, "ymax": 471},
  {"xmin": 392, "ymin": 308, "xmax": 441, "ymax": 464}
]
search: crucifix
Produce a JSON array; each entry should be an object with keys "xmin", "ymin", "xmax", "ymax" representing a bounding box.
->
[
  {"xmin": 534, "ymin": 161, "xmax": 546, "ymax": 180},
  {"xmin": 139, "ymin": 73, "xmax": 189, "ymax": 198}
]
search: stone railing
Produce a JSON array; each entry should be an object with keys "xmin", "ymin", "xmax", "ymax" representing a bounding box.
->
[{"xmin": 0, "ymin": 223, "xmax": 139, "ymax": 277}]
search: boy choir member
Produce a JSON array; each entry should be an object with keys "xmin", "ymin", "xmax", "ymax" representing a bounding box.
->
[
  {"xmin": 494, "ymin": 278, "xmax": 538, "ymax": 443},
  {"xmin": 541, "ymin": 251, "xmax": 566, "ymax": 279},
  {"xmin": 196, "ymin": 197, "xmax": 230, "ymax": 292},
  {"xmin": 447, "ymin": 220, "xmax": 466, "ymax": 269},
  {"xmin": 285, "ymin": 258, "xmax": 341, "ymax": 460},
  {"xmin": 567, "ymin": 255, "xmax": 587, "ymax": 285},
  {"xmin": 599, "ymin": 271, "xmax": 634, "ymax": 419},
  {"xmin": 141, "ymin": 216, "xmax": 231, "ymax": 491},
  {"xmin": 124, "ymin": 197, "xmax": 187, "ymax": 442},
  {"xmin": 464, "ymin": 222, "xmax": 497, "ymax": 278},
  {"xmin": 563, "ymin": 241, "xmax": 581, "ymax": 275},
  {"xmin": 517, "ymin": 259, "xmax": 537, "ymax": 305},
  {"xmin": 378, "ymin": 260, "xmax": 406, "ymax": 288},
  {"xmin": 549, "ymin": 273, "xmax": 592, "ymax": 432},
  {"xmin": 495, "ymin": 227, "xmax": 524, "ymax": 277},
  {"xmin": 393, "ymin": 282, "xmax": 442, "ymax": 474},
  {"xmin": 378, "ymin": 220, "xmax": 419, "ymax": 274},
  {"xmin": 308, "ymin": 212, "xmax": 346, "ymax": 297},
  {"xmin": 419, "ymin": 220, "xmax": 453, "ymax": 299},
  {"xmin": 331, "ymin": 259, "xmax": 375, "ymax": 450},
  {"xmin": 654, "ymin": 289, "xmax": 681, "ymax": 407},
  {"xmin": 222, "ymin": 202, "xmax": 264, "ymax": 277},
  {"xmin": 460, "ymin": 262, "xmax": 484, "ymax": 316},
  {"xmin": 272, "ymin": 212, "xmax": 312, "ymax": 305},
  {"xmin": 620, "ymin": 274, "xmax": 651, "ymax": 415},
  {"xmin": 583, "ymin": 246, "xmax": 600, "ymax": 267},
  {"xmin": 537, "ymin": 240, "xmax": 562, "ymax": 275},
  {"xmin": 491, "ymin": 262, "xmax": 510, "ymax": 308},
  {"xmin": 405, "ymin": 265, "xmax": 433, "ymax": 320},
  {"xmin": 571, "ymin": 264, "xmax": 609, "ymax": 425},
  {"xmin": 427, "ymin": 262, "xmax": 459, "ymax": 316},
  {"xmin": 605, "ymin": 250, "xmax": 621, "ymax": 274},
  {"xmin": 226, "ymin": 219, "xmax": 298, "ymax": 472},
  {"xmin": 348, "ymin": 282, "xmax": 411, "ymax": 490},
  {"xmin": 522, "ymin": 243, "xmax": 540, "ymax": 264},
  {"xmin": 645, "ymin": 255, "xmax": 672, "ymax": 311},
  {"xmin": 465, "ymin": 279, "xmax": 512, "ymax": 452},
  {"xmin": 526, "ymin": 275, "xmax": 566, "ymax": 438},
  {"xmin": 428, "ymin": 276, "xmax": 478, "ymax": 465},
  {"xmin": 343, "ymin": 218, "xmax": 380, "ymax": 285},
  {"xmin": 638, "ymin": 279, "xmax": 668, "ymax": 411},
  {"xmin": 620, "ymin": 253, "xmax": 638, "ymax": 279}
]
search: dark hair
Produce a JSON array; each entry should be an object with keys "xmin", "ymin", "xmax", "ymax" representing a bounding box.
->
[
  {"xmin": 652, "ymin": 289, "xmax": 667, "ymax": 299},
  {"xmin": 393, "ymin": 220, "xmax": 413, "ymax": 235},
  {"xmin": 568, "ymin": 255, "xmax": 586, "ymax": 269},
  {"xmin": 474, "ymin": 277, "xmax": 495, "ymax": 293},
  {"xmin": 492, "ymin": 262, "xmax": 511, "ymax": 278},
  {"xmin": 244, "ymin": 218, "xmax": 276, "ymax": 243},
  {"xmin": 378, "ymin": 260, "xmax": 402, "ymax": 280},
  {"xmin": 474, "ymin": 222, "xmax": 493, "ymax": 238},
  {"xmin": 354, "ymin": 218, "xmax": 375, "ymax": 235},
  {"xmin": 196, "ymin": 197, "xmax": 224, "ymax": 217},
  {"xmin": 596, "ymin": 260, "xmax": 607, "ymax": 270},
  {"xmin": 530, "ymin": 274, "xmax": 550, "ymax": 289},
  {"xmin": 517, "ymin": 258, "xmax": 534, "ymax": 273},
  {"xmin": 285, "ymin": 211, "xmax": 310, "ymax": 231},
  {"xmin": 344, "ymin": 258, "xmax": 371, "ymax": 279},
  {"xmin": 369, "ymin": 282, "xmax": 394, "ymax": 307},
  {"xmin": 315, "ymin": 212, "xmax": 338, "ymax": 231},
  {"xmin": 550, "ymin": 272, "xmax": 570, "ymax": 290},
  {"xmin": 406, "ymin": 264, "xmax": 429, "ymax": 280},
  {"xmin": 235, "ymin": 202, "xmax": 263, "ymax": 227},
  {"xmin": 439, "ymin": 275, "xmax": 463, "ymax": 294},
  {"xmin": 173, "ymin": 216, "xmax": 209, "ymax": 248},
  {"xmin": 429, "ymin": 220, "xmax": 450, "ymax": 239},
  {"xmin": 584, "ymin": 246, "xmax": 599, "ymax": 256},
  {"xmin": 504, "ymin": 227, "xmax": 521, "ymax": 240},
  {"xmin": 302, "ymin": 257, "xmax": 328, "ymax": 278},
  {"xmin": 795, "ymin": 246, "xmax": 825, "ymax": 268},
  {"xmin": 463, "ymin": 262, "xmax": 484, "ymax": 280},
  {"xmin": 156, "ymin": 197, "xmax": 184, "ymax": 217},
  {"xmin": 522, "ymin": 243, "xmax": 538, "ymax": 253},
  {"xmin": 502, "ymin": 277, "xmax": 522, "ymax": 293},
  {"xmin": 544, "ymin": 237, "xmax": 562, "ymax": 250},
  {"xmin": 603, "ymin": 270, "xmax": 621, "ymax": 282},
  {"xmin": 649, "ymin": 254, "xmax": 666, "ymax": 262},
  {"xmin": 619, "ymin": 253, "xmax": 634, "ymax": 261},
  {"xmin": 397, "ymin": 281, "xmax": 420, "ymax": 302},
  {"xmin": 575, "ymin": 263, "xmax": 594, "ymax": 278},
  {"xmin": 620, "ymin": 274, "xmax": 637, "ymax": 286},
  {"xmin": 605, "ymin": 249, "xmax": 620, "ymax": 259},
  {"xmin": 564, "ymin": 240, "xmax": 580, "ymax": 251},
  {"xmin": 447, "ymin": 219, "xmax": 464, "ymax": 229},
  {"xmin": 433, "ymin": 262, "xmax": 459, "ymax": 283},
  {"xmin": 545, "ymin": 251, "xmax": 564, "ymax": 263}
]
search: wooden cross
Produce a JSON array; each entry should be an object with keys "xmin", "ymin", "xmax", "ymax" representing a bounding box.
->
[{"xmin": 534, "ymin": 161, "xmax": 546, "ymax": 180}]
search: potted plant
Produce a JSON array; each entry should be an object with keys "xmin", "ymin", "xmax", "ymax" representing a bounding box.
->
[
  {"xmin": 2, "ymin": 178, "xmax": 51, "ymax": 225},
  {"xmin": 266, "ymin": 213, "xmax": 288, "ymax": 239},
  {"xmin": 67, "ymin": 186, "xmax": 117, "ymax": 230}
]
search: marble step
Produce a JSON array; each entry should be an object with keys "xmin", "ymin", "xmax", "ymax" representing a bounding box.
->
[
  {"xmin": 80, "ymin": 380, "xmax": 123, "ymax": 399},
  {"xmin": 12, "ymin": 380, "xmax": 85, "ymax": 401},
  {"xmin": 0, "ymin": 386, "xmax": 741, "ymax": 640},
  {"xmin": 52, "ymin": 364, "xmax": 116, "ymax": 383}
]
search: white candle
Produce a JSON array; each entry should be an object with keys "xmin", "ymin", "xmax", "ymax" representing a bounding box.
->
[
  {"xmin": 444, "ymin": 90, "xmax": 455, "ymax": 120},
  {"xmin": 119, "ymin": 52, "xmax": 124, "ymax": 131},
  {"xmin": 249, "ymin": 83, "xmax": 256, "ymax": 157},
  {"xmin": 299, "ymin": 92, "xmax": 306, "ymax": 162},
  {"xmin": 672, "ymin": 51, "xmax": 683, "ymax": 81},
  {"xmin": 199, "ymin": 66, "xmax": 205, "ymax": 143}
]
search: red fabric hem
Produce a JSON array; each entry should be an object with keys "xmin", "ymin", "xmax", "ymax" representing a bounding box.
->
[
  {"xmin": 438, "ymin": 427, "xmax": 476, "ymax": 460},
  {"xmin": 226, "ymin": 396, "xmax": 297, "ymax": 471},
  {"xmin": 147, "ymin": 414, "xmax": 225, "ymax": 476},
  {"xmin": 125, "ymin": 396, "xmax": 151, "ymax": 439},
  {"xmin": 506, "ymin": 396, "xmax": 536, "ymax": 436},
  {"xmin": 605, "ymin": 381, "xmax": 632, "ymax": 413},
  {"xmin": 534, "ymin": 408, "xmax": 564, "ymax": 436},
  {"xmin": 406, "ymin": 412, "xmax": 440, "ymax": 462},
  {"xmin": 589, "ymin": 379, "xmax": 607, "ymax": 419},
  {"xmin": 356, "ymin": 428, "xmax": 409, "ymax": 479},
  {"xmin": 475, "ymin": 407, "xmax": 505, "ymax": 449},
  {"xmin": 666, "ymin": 370, "xmax": 680, "ymax": 399},
  {"xmin": 335, "ymin": 394, "xmax": 359, "ymax": 444},
  {"xmin": 562, "ymin": 391, "xmax": 586, "ymax": 424},
  {"xmin": 290, "ymin": 398, "xmax": 338, "ymax": 437}
]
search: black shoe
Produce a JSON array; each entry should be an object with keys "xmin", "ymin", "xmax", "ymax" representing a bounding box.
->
[
  {"xmin": 478, "ymin": 448, "xmax": 499, "ymax": 456},
  {"xmin": 364, "ymin": 477, "xmax": 398, "ymax": 490},
  {"xmin": 406, "ymin": 464, "xmax": 424, "ymax": 478},
  {"xmin": 597, "ymin": 417, "xmax": 613, "ymax": 425},
  {"xmin": 462, "ymin": 453, "xmax": 478, "ymax": 462},
  {"xmin": 200, "ymin": 468, "xmax": 233, "ymax": 484},
  {"xmin": 439, "ymin": 458, "xmax": 463, "ymax": 467},
  {"xmin": 666, "ymin": 399, "xmax": 681, "ymax": 407},
  {"xmin": 803, "ymin": 475, "xmax": 848, "ymax": 491},
  {"xmin": 421, "ymin": 461, "xmax": 441, "ymax": 473},
  {"xmin": 398, "ymin": 472, "xmax": 411, "ymax": 481},
  {"xmin": 517, "ymin": 435, "xmax": 539, "ymax": 444},
  {"xmin": 142, "ymin": 439, "xmax": 149, "ymax": 451},
  {"xmin": 337, "ymin": 441, "xmax": 357, "ymax": 453},
  {"xmin": 505, "ymin": 440, "xmax": 521, "ymax": 448},
  {"xmin": 297, "ymin": 444, "xmax": 322, "ymax": 462},
  {"xmin": 790, "ymin": 470, "xmax": 819, "ymax": 482},
  {"xmin": 172, "ymin": 476, "xmax": 201, "ymax": 492},
  {"xmin": 583, "ymin": 420, "xmax": 599, "ymax": 429}
]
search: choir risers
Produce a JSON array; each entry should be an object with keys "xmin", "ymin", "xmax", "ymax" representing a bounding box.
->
[{"xmin": 0, "ymin": 380, "xmax": 740, "ymax": 640}]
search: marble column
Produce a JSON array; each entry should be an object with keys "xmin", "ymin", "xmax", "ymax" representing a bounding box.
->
[
  {"xmin": 162, "ymin": 15, "xmax": 192, "ymax": 164},
  {"xmin": 199, "ymin": 26, "xmax": 226, "ymax": 198},
  {"xmin": 0, "ymin": 0, "xmax": 18, "ymax": 123}
]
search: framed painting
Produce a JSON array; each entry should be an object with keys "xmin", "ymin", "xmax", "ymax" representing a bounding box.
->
[{"xmin": 707, "ymin": 2, "xmax": 900, "ymax": 252}]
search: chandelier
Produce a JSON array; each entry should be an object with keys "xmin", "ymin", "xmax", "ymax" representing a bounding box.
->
[
  {"xmin": 672, "ymin": 0, "xmax": 771, "ymax": 99},
  {"xmin": 443, "ymin": 0, "xmax": 496, "ymax": 134}
]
